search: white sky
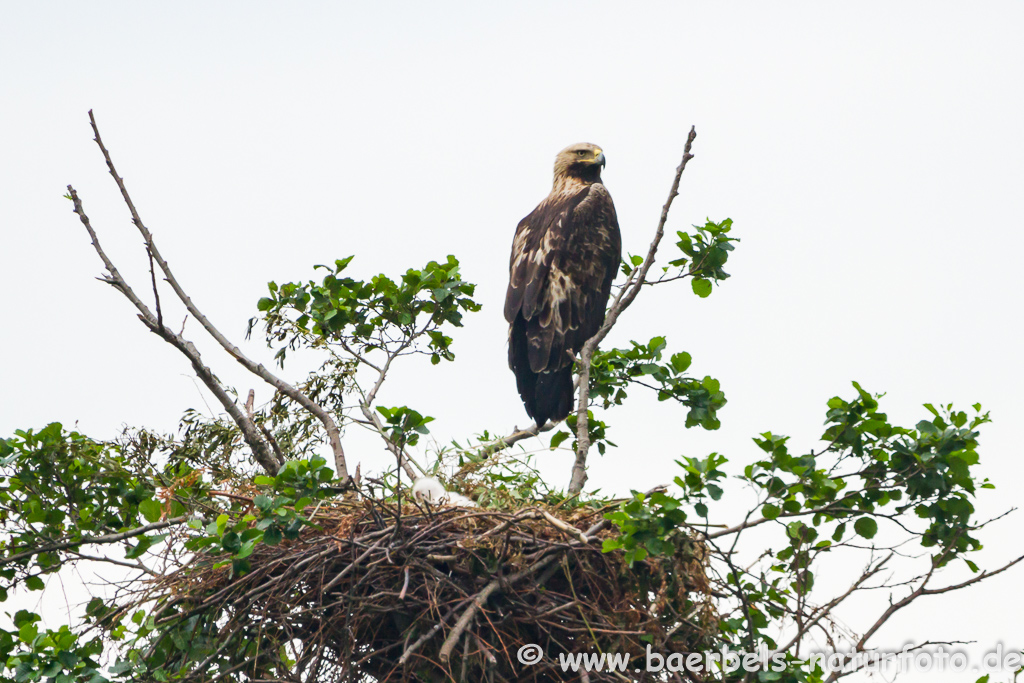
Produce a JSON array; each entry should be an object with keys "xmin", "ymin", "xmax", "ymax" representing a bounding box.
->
[{"xmin": 2, "ymin": 2, "xmax": 1022, "ymax": 680}]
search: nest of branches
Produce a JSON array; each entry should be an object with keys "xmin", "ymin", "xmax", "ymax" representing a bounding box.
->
[{"xmin": 148, "ymin": 498, "xmax": 716, "ymax": 682}]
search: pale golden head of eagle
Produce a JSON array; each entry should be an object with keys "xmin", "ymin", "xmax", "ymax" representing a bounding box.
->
[{"xmin": 553, "ymin": 142, "xmax": 606, "ymax": 185}]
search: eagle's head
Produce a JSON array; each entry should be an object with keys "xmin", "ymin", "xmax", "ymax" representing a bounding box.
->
[{"xmin": 553, "ymin": 142, "xmax": 606, "ymax": 185}]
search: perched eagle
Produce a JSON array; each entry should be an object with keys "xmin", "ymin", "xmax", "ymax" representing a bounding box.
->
[{"xmin": 504, "ymin": 143, "xmax": 621, "ymax": 427}]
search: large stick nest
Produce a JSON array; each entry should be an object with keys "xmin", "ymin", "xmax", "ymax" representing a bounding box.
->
[{"xmin": 151, "ymin": 499, "xmax": 716, "ymax": 682}]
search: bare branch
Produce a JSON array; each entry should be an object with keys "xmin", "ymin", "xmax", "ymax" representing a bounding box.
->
[
  {"xmin": 822, "ymin": 550, "xmax": 1024, "ymax": 682},
  {"xmin": 776, "ymin": 553, "xmax": 893, "ymax": 654},
  {"xmin": 917, "ymin": 551, "xmax": 1024, "ymax": 596},
  {"xmin": 146, "ymin": 246, "xmax": 163, "ymax": 331},
  {"xmin": 466, "ymin": 422, "xmax": 556, "ymax": 460},
  {"xmin": 65, "ymin": 550, "xmax": 161, "ymax": 577},
  {"xmin": 569, "ymin": 126, "xmax": 698, "ymax": 494},
  {"xmin": 337, "ymin": 340, "xmax": 422, "ymax": 479},
  {"xmin": 86, "ymin": 110, "xmax": 350, "ymax": 480},
  {"xmin": 1, "ymin": 516, "xmax": 188, "ymax": 567},
  {"xmin": 69, "ymin": 185, "xmax": 280, "ymax": 474}
]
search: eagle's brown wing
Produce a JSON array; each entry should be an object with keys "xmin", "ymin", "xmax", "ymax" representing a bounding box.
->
[{"xmin": 504, "ymin": 184, "xmax": 621, "ymax": 425}]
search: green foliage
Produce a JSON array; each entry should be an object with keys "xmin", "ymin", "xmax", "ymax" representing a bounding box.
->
[
  {"xmin": 602, "ymin": 490, "xmax": 687, "ymax": 566},
  {"xmin": 0, "ymin": 614, "xmax": 107, "ymax": 683},
  {"xmin": 670, "ymin": 217, "xmax": 737, "ymax": 296},
  {"xmin": 0, "ymin": 424, "xmax": 183, "ymax": 682},
  {"xmin": 166, "ymin": 410, "xmax": 251, "ymax": 479},
  {"xmin": 601, "ymin": 383, "xmax": 996, "ymax": 659},
  {"xmin": 674, "ymin": 452, "xmax": 728, "ymax": 517},
  {"xmin": 588, "ymin": 336, "xmax": 726, "ymax": 429},
  {"xmin": 438, "ymin": 446, "xmax": 558, "ymax": 509},
  {"xmin": 0, "ymin": 424, "xmax": 167, "ymax": 592},
  {"xmin": 744, "ymin": 382, "xmax": 991, "ymax": 566},
  {"xmin": 0, "ymin": 419, "xmax": 347, "ymax": 680},
  {"xmin": 601, "ymin": 452, "xmax": 728, "ymax": 567},
  {"xmin": 621, "ymin": 218, "xmax": 737, "ymax": 299},
  {"xmin": 549, "ymin": 410, "xmax": 616, "ymax": 456},
  {"xmin": 253, "ymin": 255, "xmax": 480, "ymax": 366},
  {"xmin": 188, "ymin": 455, "xmax": 334, "ymax": 576},
  {"xmin": 376, "ymin": 406, "xmax": 434, "ymax": 449}
]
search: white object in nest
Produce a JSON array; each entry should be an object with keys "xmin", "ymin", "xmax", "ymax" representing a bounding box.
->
[{"xmin": 411, "ymin": 476, "xmax": 477, "ymax": 507}]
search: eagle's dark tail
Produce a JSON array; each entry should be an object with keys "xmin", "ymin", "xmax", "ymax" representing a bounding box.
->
[
  {"xmin": 509, "ymin": 315, "xmax": 575, "ymax": 427},
  {"xmin": 531, "ymin": 365, "xmax": 574, "ymax": 427}
]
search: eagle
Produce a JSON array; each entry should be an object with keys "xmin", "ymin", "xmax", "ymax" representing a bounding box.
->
[{"xmin": 504, "ymin": 142, "xmax": 621, "ymax": 427}]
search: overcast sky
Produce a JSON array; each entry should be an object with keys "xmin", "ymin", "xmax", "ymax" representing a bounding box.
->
[{"xmin": 2, "ymin": 2, "xmax": 1022, "ymax": 679}]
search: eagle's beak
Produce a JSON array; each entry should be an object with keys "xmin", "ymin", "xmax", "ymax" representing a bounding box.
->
[{"xmin": 595, "ymin": 151, "xmax": 606, "ymax": 167}]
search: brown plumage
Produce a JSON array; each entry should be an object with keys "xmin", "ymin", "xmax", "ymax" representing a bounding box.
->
[{"xmin": 504, "ymin": 142, "xmax": 621, "ymax": 427}]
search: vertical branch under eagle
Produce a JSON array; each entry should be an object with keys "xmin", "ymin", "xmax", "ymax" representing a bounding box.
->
[{"xmin": 568, "ymin": 127, "xmax": 697, "ymax": 495}]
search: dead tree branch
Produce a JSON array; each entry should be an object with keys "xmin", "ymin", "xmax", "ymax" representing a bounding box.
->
[
  {"xmin": 68, "ymin": 185, "xmax": 280, "ymax": 474},
  {"xmin": 841, "ymin": 550, "xmax": 1024, "ymax": 670},
  {"xmin": 776, "ymin": 552, "xmax": 893, "ymax": 654},
  {"xmin": 85, "ymin": 111, "xmax": 350, "ymax": 480}
]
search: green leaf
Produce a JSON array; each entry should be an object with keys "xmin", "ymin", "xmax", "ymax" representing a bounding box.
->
[
  {"xmin": 264, "ymin": 526, "xmax": 283, "ymax": 546},
  {"xmin": 691, "ymin": 278, "xmax": 712, "ymax": 298},
  {"xmin": 762, "ymin": 503, "xmax": 781, "ymax": 520},
  {"xmin": 669, "ymin": 352, "xmax": 692, "ymax": 374},
  {"xmin": 235, "ymin": 540, "xmax": 257, "ymax": 560},
  {"xmin": 139, "ymin": 498, "xmax": 163, "ymax": 524},
  {"xmin": 221, "ymin": 531, "xmax": 241, "ymax": 553},
  {"xmin": 854, "ymin": 517, "xmax": 878, "ymax": 540},
  {"xmin": 549, "ymin": 431, "xmax": 572, "ymax": 449},
  {"xmin": 18, "ymin": 622, "xmax": 39, "ymax": 643},
  {"xmin": 25, "ymin": 575, "xmax": 44, "ymax": 591}
]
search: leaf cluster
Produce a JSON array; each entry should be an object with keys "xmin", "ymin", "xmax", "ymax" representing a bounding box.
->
[
  {"xmin": 187, "ymin": 456, "xmax": 334, "ymax": 576},
  {"xmin": 0, "ymin": 613, "xmax": 106, "ymax": 683},
  {"xmin": 376, "ymin": 406, "xmax": 434, "ymax": 449},
  {"xmin": 598, "ymin": 383, "xmax": 997, "ymax": 665},
  {"xmin": 589, "ymin": 336, "xmax": 726, "ymax": 429},
  {"xmin": 602, "ymin": 490, "xmax": 688, "ymax": 566},
  {"xmin": 671, "ymin": 218, "xmax": 737, "ymax": 298},
  {"xmin": 746, "ymin": 382, "xmax": 991, "ymax": 567},
  {"xmin": 254, "ymin": 255, "xmax": 480, "ymax": 365},
  {"xmin": 0, "ymin": 425, "xmax": 169, "ymax": 593},
  {"xmin": 623, "ymin": 218, "xmax": 737, "ymax": 297}
]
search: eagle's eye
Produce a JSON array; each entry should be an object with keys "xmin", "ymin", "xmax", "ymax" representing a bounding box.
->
[{"xmin": 576, "ymin": 150, "xmax": 587, "ymax": 157}]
